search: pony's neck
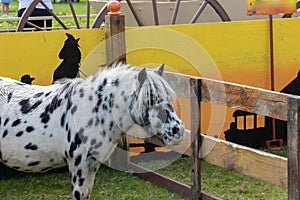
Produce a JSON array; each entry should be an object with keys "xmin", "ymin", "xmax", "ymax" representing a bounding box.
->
[{"xmin": 74, "ymin": 70, "xmax": 138, "ymax": 143}]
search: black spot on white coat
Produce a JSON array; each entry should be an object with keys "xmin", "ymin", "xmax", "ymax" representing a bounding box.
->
[{"xmin": 25, "ymin": 143, "xmax": 38, "ymax": 150}]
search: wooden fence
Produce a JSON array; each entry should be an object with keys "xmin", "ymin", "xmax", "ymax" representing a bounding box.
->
[
  {"xmin": 122, "ymin": 70, "xmax": 294, "ymax": 199},
  {"xmin": 161, "ymin": 72, "xmax": 298, "ymax": 199}
]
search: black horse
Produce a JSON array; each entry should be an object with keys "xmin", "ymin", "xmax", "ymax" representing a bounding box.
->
[{"xmin": 52, "ymin": 33, "xmax": 81, "ymax": 83}]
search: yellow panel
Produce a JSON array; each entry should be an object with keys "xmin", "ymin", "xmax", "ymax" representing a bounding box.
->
[
  {"xmin": 0, "ymin": 29, "xmax": 105, "ymax": 85},
  {"xmin": 125, "ymin": 19, "xmax": 300, "ymax": 139},
  {"xmin": 127, "ymin": 18, "xmax": 300, "ymax": 91},
  {"xmin": 126, "ymin": 26, "xmax": 223, "ymax": 81}
]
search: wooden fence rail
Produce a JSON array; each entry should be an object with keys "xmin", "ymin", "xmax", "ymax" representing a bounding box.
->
[{"xmin": 161, "ymin": 71, "xmax": 300, "ymax": 199}]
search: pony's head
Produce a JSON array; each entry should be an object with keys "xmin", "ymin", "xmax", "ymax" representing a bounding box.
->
[
  {"xmin": 58, "ymin": 33, "xmax": 81, "ymax": 64},
  {"xmin": 129, "ymin": 65, "xmax": 185, "ymax": 145}
]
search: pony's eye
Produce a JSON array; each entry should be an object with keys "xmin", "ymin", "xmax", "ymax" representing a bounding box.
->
[{"xmin": 157, "ymin": 109, "xmax": 167, "ymax": 122}]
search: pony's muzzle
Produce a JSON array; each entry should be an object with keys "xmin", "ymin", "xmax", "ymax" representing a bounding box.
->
[
  {"xmin": 173, "ymin": 123, "xmax": 185, "ymax": 143},
  {"xmin": 162, "ymin": 123, "xmax": 185, "ymax": 145}
]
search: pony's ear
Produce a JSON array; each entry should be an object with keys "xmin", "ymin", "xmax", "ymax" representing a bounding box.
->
[
  {"xmin": 76, "ymin": 38, "xmax": 80, "ymax": 43},
  {"xmin": 138, "ymin": 68, "xmax": 147, "ymax": 85},
  {"xmin": 155, "ymin": 64, "xmax": 164, "ymax": 76}
]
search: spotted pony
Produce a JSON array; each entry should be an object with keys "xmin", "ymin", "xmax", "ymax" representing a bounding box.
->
[{"xmin": 0, "ymin": 64, "xmax": 185, "ymax": 200}]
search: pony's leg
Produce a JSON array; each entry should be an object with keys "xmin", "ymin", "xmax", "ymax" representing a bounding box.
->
[{"xmin": 68, "ymin": 155, "xmax": 101, "ymax": 200}]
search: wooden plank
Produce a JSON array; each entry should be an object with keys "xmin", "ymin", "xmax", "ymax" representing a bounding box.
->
[
  {"xmin": 201, "ymin": 192, "xmax": 222, "ymax": 200},
  {"xmin": 287, "ymin": 98, "xmax": 300, "ymax": 199},
  {"xmin": 189, "ymin": 78, "xmax": 201, "ymax": 199},
  {"xmin": 130, "ymin": 162, "xmax": 221, "ymax": 200},
  {"xmin": 163, "ymin": 71, "xmax": 191, "ymax": 98},
  {"xmin": 200, "ymin": 77, "xmax": 293, "ymax": 121},
  {"xmin": 147, "ymin": 131, "xmax": 287, "ymax": 188},
  {"xmin": 163, "ymin": 73, "xmax": 296, "ymax": 121},
  {"xmin": 201, "ymin": 134, "xmax": 288, "ymax": 188},
  {"xmin": 130, "ymin": 162, "xmax": 191, "ymax": 199}
]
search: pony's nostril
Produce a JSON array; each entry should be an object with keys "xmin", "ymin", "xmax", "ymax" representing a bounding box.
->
[
  {"xmin": 172, "ymin": 126, "xmax": 180, "ymax": 135},
  {"xmin": 163, "ymin": 135, "xmax": 169, "ymax": 143}
]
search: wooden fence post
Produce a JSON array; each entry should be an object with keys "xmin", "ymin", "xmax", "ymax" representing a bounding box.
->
[
  {"xmin": 287, "ymin": 97, "xmax": 300, "ymax": 200},
  {"xmin": 105, "ymin": 1, "xmax": 128, "ymax": 170},
  {"xmin": 190, "ymin": 78, "xmax": 201, "ymax": 199},
  {"xmin": 105, "ymin": 0, "xmax": 126, "ymax": 66}
]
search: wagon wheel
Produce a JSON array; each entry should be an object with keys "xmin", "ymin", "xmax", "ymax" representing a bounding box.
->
[
  {"xmin": 17, "ymin": 0, "xmax": 230, "ymax": 31},
  {"xmin": 16, "ymin": 0, "xmax": 105, "ymax": 31},
  {"xmin": 93, "ymin": 0, "xmax": 230, "ymax": 28}
]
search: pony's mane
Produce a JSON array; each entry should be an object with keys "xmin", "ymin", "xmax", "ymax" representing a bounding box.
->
[
  {"xmin": 88, "ymin": 64, "xmax": 175, "ymax": 102},
  {"xmin": 54, "ymin": 78, "xmax": 85, "ymax": 100}
]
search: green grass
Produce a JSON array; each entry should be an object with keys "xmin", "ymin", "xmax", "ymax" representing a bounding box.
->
[
  {"xmin": 157, "ymin": 156, "xmax": 287, "ymax": 200},
  {"xmin": 0, "ymin": 156, "xmax": 287, "ymax": 200},
  {"xmin": 53, "ymin": 1, "xmax": 96, "ymax": 16},
  {"xmin": 0, "ymin": 166, "xmax": 183, "ymax": 200}
]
